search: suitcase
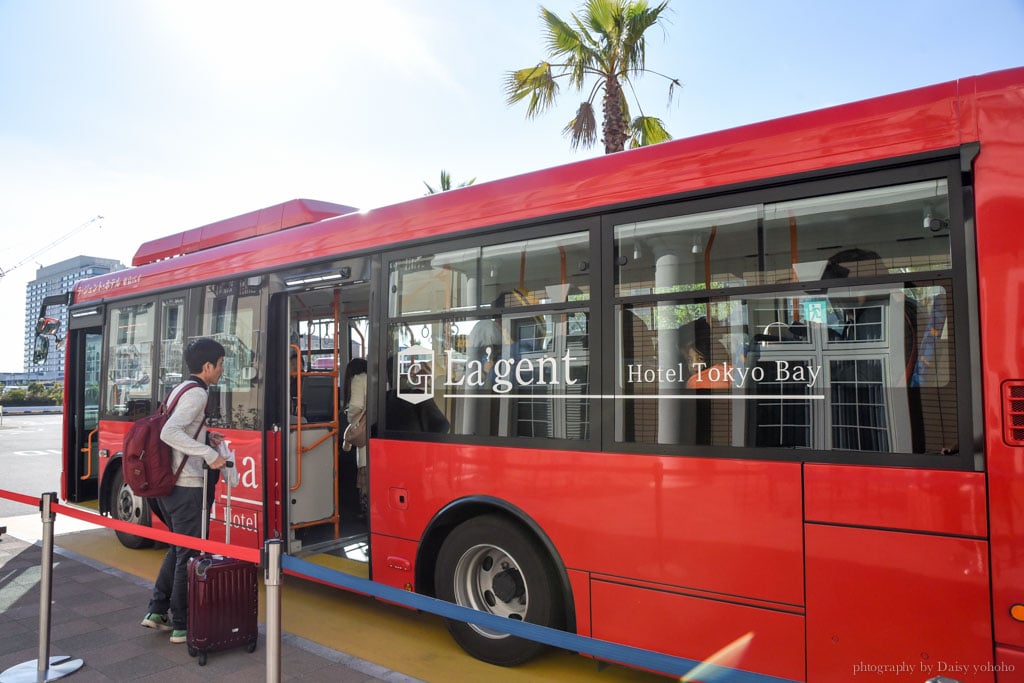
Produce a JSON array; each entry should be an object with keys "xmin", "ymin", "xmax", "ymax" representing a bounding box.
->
[{"xmin": 186, "ymin": 462, "xmax": 259, "ymax": 665}]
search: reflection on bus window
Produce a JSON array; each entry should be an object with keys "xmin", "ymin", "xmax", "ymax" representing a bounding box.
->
[
  {"xmin": 199, "ymin": 278, "xmax": 265, "ymax": 430},
  {"xmin": 103, "ymin": 302, "xmax": 155, "ymax": 419},
  {"xmin": 614, "ymin": 282, "xmax": 957, "ymax": 455},
  {"xmin": 389, "ymin": 231, "xmax": 591, "ymax": 317},
  {"xmin": 386, "ymin": 310, "xmax": 590, "ymax": 440},
  {"xmin": 158, "ymin": 297, "xmax": 185, "ymax": 402},
  {"xmin": 615, "ymin": 179, "xmax": 952, "ymax": 295}
]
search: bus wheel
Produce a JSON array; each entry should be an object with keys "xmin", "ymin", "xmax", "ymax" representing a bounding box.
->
[
  {"xmin": 435, "ymin": 514, "xmax": 564, "ymax": 667},
  {"xmin": 109, "ymin": 467, "xmax": 154, "ymax": 549}
]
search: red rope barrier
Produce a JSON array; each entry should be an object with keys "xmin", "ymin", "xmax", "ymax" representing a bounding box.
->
[
  {"xmin": 0, "ymin": 488, "xmax": 260, "ymax": 564},
  {"xmin": 0, "ymin": 488, "xmax": 41, "ymax": 508}
]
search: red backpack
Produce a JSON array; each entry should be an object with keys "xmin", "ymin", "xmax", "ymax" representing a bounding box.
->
[{"xmin": 122, "ymin": 381, "xmax": 203, "ymax": 498}]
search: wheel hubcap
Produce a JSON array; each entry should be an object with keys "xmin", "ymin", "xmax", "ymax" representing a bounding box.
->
[
  {"xmin": 453, "ymin": 544, "xmax": 528, "ymax": 639},
  {"xmin": 116, "ymin": 484, "xmax": 141, "ymax": 523}
]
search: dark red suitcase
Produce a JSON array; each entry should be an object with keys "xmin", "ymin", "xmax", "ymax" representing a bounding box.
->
[{"xmin": 186, "ymin": 462, "xmax": 258, "ymax": 665}]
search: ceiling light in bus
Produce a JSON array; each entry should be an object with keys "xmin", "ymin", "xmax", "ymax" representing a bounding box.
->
[
  {"xmin": 285, "ymin": 269, "xmax": 346, "ymax": 286},
  {"xmin": 70, "ymin": 307, "xmax": 102, "ymax": 318}
]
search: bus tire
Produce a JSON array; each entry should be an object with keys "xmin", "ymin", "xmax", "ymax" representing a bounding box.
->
[
  {"xmin": 109, "ymin": 466, "xmax": 155, "ymax": 549},
  {"xmin": 434, "ymin": 514, "xmax": 564, "ymax": 667}
]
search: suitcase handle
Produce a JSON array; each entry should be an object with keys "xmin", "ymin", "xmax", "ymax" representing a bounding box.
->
[
  {"xmin": 195, "ymin": 557, "xmax": 214, "ymax": 577},
  {"xmin": 201, "ymin": 461, "xmax": 235, "ymax": 544}
]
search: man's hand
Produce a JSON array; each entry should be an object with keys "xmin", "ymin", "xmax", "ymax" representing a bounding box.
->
[
  {"xmin": 208, "ymin": 432, "xmax": 225, "ymax": 449},
  {"xmin": 208, "ymin": 455, "xmax": 227, "ymax": 469}
]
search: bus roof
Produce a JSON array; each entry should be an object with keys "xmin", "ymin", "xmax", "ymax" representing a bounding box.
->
[
  {"xmin": 131, "ymin": 198, "xmax": 358, "ymax": 266},
  {"xmin": 75, "ymin": 66, "xmax": 1023, "ymax": 304}
]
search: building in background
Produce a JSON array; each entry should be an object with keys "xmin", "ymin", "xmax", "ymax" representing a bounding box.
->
[{"xmin": 22, "ymin": 256, "xmax": 124, "ymax": 376}]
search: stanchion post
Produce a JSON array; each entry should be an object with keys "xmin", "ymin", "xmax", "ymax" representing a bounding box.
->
[
  {"xmin": 37, "ymin": 492, "xmax": 56, "ymax": 675},
  {"xmin": 264, "ymin": 539, "xmax": 283, "ymax": 683},
  {"xmin": 0, "ymin": 492, "xmax": 84, "ymax": 682}
]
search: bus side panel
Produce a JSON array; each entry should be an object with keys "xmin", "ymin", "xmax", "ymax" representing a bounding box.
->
[
  {"xmin": 566, "ymin": 569, "xmax": 592, "ymax": 639},
  {"xmin": 806, "ymin": 524, "xmax": 994, "ymax": 681},
  {"xmin": 989, "ymin": 438, "xmax": 1024, "ymax": 652},
  {"xmin": 206, "ymin": 429, "xmax": 264, "ymax": 549},
  {"xmin": 972, "ymin": 73, "xmax": 1024, "ymax": 653},
  {"xmin": 98, "ymin": 419, "xmax": 131, "ymax": 471},
  {"xmin": 97, "ymin": 422, "xmax": 264, "ymax": 548},
  {"xmin": 371, "ymin": 440, "xmax": 804, "ymax": 607},
  {"xmin": 369, "ymin": 532, "xmax": 419, "ymax": 590},
  {"xmin": 804, "ymin": 464, "xmax": 987, "ymax": 536},
  {"xmin": 995, "ymin": 646, "xmax": 1024, "ymax": 683},
  {"xmin": 591, "ymin": 579, "xmax": 804, "ymax": 681},
  {"xmin": 97, "ymin": 420, "xmax": 134, "ymax": 515}
]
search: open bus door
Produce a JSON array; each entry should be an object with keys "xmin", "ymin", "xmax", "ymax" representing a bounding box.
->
[{"xmin": 277, "ymin": 263, "xmax": 372, "ymax": 565}]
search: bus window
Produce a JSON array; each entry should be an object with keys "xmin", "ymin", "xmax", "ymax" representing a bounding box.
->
[
  {"xmin": 386, "ymin": 309, "xmax": 591, "ymax": 440},
  {"xmin": 764, "ymin": 180, "xmax": 952, "ymax": 281},
  {"xmin": 614, "ymin": 282, "xmax": 958, "ymax": 456},
  {"xmin": 479, "ymin": 231, "xmax": 591, "ymax": 308},
  {"xmin": 615, "ymin": 206, "xmax": 760, "ymax": 295},
  {"xmin": 613, "ymin": 177, "xmax": 957, "ymax": 458},
  {"xmin": 103, "ymin": 301, "xmax": 155, "ymax": 419},
  {"xmin": 197, "ymin": 278, "xmax": 264, "ymax": 430},
  {"xmin": 387, "ymin": 231, "xmax": 592, "ymax": 440},
  {"xmin": 158, "ymin": 297, "xmax": 185, "ymax": 402},
  {"xmin": 388, "ymin": 231, "xmax": 591, "ymax": 318},
  {"xmin": 615, "ymin": 179, "xmax": 952, "ymax": 294}
]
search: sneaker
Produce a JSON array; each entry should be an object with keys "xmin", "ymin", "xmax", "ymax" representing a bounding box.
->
[
  {"xmin": 141, "ymin": 613, "xmax": 171, "ymax": 631},
  {"xmin": 169, "ymin": 629, "xmax": 187, "ymax": 644}
]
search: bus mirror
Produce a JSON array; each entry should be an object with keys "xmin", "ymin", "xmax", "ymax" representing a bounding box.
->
[
  {"xmin": 33, "ymin": 335, "xmax": 50, "ymax": 364},
  {"xmin": 37, "ymin": 316, "xmax": 61, "ymax": 336}
]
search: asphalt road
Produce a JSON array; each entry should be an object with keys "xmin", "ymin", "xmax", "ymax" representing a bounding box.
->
[{"xmin": 0, "ymin": 413, "xmax": 63, "ymax": 517}]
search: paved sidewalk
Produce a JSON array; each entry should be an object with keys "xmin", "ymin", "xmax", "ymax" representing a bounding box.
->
[{"xmin": 0, "ymin": 532, "xmax": 421, "ymax": 682}]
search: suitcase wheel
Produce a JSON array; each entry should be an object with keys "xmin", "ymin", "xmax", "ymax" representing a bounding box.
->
[
  {"xmin": 187, "ymin": 645, "xmax": 197, "ymax": 658},
  {"xmin": 246, "ymin": 641, "xmax": 257, "ymax": 653},
  {"xmin": 198, "ymin": 651, "xmax": 208, "ymax": 666}
]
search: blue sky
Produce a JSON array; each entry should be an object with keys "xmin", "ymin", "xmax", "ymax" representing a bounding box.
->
[{"xmin": 0, "ymin": 0, "xmax": 1021, "ymax": 371}]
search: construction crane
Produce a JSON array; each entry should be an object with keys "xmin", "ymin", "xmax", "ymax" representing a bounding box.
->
[{"xmin": 0, "ymin": 215, "xmax": 103, "ymax": 278}]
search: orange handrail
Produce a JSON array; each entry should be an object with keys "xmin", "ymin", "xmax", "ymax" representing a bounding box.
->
[
  {"xmin": 290, "ymin": 343, "xmax": 305, "ymax": 491},
  {"xmin": 79, "ymin": 428, "xmax": 98, "ymax": 480}
]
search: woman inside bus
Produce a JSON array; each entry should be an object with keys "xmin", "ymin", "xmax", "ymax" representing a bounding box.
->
[
  {"xmin": 342, "ymin": 358, "xmax": 368, "ymax": 515},
  {"xmin": 289, "ymin": 350, "xmax": 308, "ymax": 423}
]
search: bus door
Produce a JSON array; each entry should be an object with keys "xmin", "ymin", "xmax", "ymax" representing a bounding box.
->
[
  {"xmin": 280, "ymin": 264, "xmax": 372, "ymax": 562},
  {"xmin": 65, "ymin": 305, "xmax": 104, "ymax": 504}
]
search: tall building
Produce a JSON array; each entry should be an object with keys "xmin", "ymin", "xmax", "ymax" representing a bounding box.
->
[{"xmin": 24, "ymin": 256, "xmax": 124, "ymax": 374}]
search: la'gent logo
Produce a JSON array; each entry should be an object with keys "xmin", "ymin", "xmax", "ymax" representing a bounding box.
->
[
  {"xmin": 396, "ymin": 345, "xmax": 435, "ymax": 405},
  {"xmin": 399, "ymin": 346, "xmax": 581, "ymax": 401}
]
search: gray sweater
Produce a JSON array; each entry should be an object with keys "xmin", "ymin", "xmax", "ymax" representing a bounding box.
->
[{"xmin": 160, "ymin": 382, "xmax": 219, "ymax": 488}]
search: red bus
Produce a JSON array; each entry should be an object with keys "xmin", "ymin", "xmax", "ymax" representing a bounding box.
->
[{"xmin": 41, "ymin": 67, "xmax": 1024, "ymax": 681}]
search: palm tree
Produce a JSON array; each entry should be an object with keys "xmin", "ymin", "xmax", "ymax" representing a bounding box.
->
[
  {"xmin": 424, "ymin": 170, "xmax": 476, "ymax": 195},
  {"xmin": 505, "ymin": 0, "xmax": 680, "ymax": 154}
]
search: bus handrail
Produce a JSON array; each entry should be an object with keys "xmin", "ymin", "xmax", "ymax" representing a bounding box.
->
[
  {"xmin": 80, "ymin": 427, "xmax": 98, "ymax": 480},
  {"xmin": 290, "ymin": 343, "xmax": 305, "ymax": 491}
]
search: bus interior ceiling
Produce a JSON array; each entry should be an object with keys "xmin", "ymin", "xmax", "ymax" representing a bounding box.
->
[{"xmin": 287, "ymin": 282, "xmax": 370, "ymax": 564}]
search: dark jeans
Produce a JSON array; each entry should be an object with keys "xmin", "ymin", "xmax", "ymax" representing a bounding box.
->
[{"xmin": 147, "ymin": 485, "xmax": 206, "ymax": 630}]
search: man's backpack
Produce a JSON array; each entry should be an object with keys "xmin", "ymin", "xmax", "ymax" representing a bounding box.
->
[{"xmin": 122, "ymin": 381, "xmax": 202, "ymax": 498}]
